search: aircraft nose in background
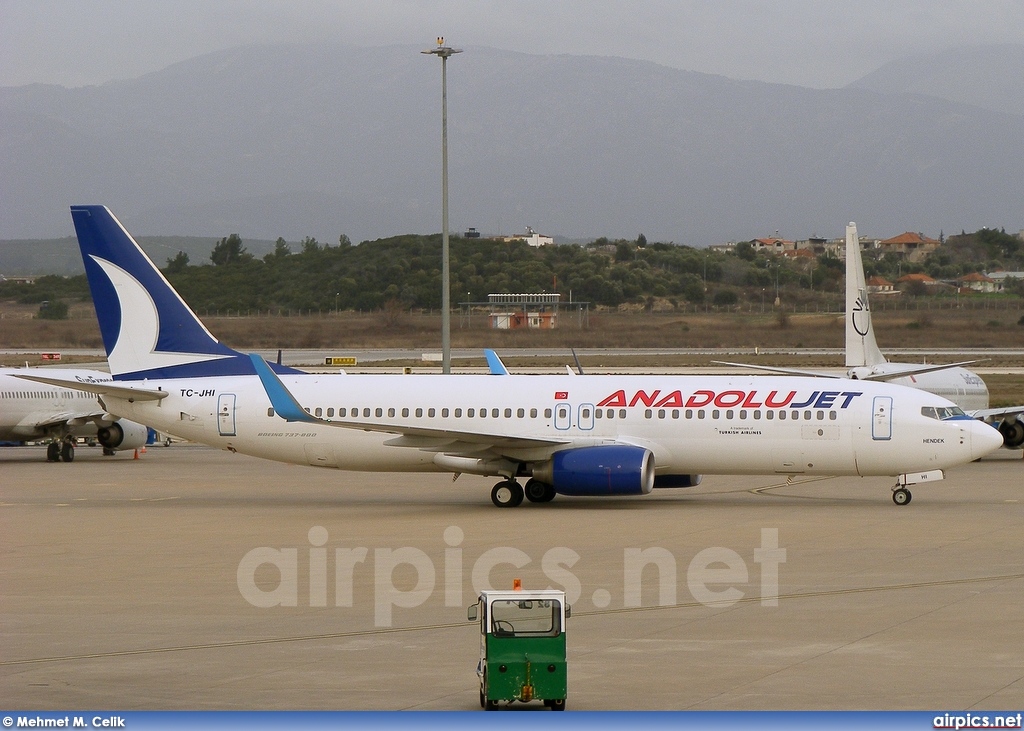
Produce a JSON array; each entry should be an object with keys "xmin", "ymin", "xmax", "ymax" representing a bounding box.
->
[{"xmin": 970, "ymin": 420, "xmax": 1005, "ymax": 460}]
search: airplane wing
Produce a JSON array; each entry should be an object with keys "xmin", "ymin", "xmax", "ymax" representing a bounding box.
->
[
  {"xmin": 712, "ymin": 361, "xmax": 841, "ymax": 378},
  {"xmin": 848, "ymin": 360, "xmax": 980, "ymax": 382},
  {"xmin": 714, "ymin": 359, "xmax": 981, "ymax": 382},
  {"xmin": 248, "ymin": 354, "xmax": 572, "ymax": 454},
  {"xmin": 16, "ymin": 407, "xmax": 107, "ymax": 432},
  {"xmin": 14, "ymin": 373, "xmax": 168, "ymax": 401},
  {"xmin": 969, "ymin": 405, "xmax": 1024, "ymax": 420}
]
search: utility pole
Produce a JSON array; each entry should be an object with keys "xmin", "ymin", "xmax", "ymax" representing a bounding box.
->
[{"xmin": 422, "ymin": 38, "xmax": 462, "ymax": 373}]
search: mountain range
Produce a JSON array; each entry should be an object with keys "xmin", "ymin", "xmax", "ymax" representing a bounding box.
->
[{"xmin": 2, "ymin": 42, "xmax": 1023, "ymax": 271}]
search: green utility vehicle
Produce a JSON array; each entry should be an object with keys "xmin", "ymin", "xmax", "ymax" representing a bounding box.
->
[{"xmin": 468, "ymin": 588, "xmax": 570, "ymax": 710}]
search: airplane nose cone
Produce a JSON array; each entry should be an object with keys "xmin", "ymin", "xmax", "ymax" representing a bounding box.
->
[{"xmin": 970, "ymin": 420, "xmax": 1005, "ymax": 460}]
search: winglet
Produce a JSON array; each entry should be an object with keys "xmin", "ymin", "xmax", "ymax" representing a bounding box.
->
[
  {"xmin": 484, "ymin": 349, "xmax": 509, "ymax": 375},
  {"xmin": 248, "ymin": 354, "xmax": 317, "ymax": 423}
]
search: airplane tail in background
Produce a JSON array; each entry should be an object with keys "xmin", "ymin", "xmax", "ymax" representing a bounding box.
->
[
  {"xmin": 71, "ymin": 205, "xmax": 299, "ymax": 380},
  {"xmin": 845, "ymin": 222, "xmax": 887, "ymax": 369}
]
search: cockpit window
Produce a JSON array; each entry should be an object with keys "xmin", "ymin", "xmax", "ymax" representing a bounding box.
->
[{"xmin": 921, "ymin": 406, "xmax": 968, "ymax": 420}]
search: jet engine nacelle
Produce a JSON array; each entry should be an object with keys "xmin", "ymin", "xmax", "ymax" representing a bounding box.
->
[
  {"xmin": 533, "ymin": 445, "xmax": 654, "ymax": 497},
  {"xmin": 97, "ymin": 420, "xmax": 149, "ymax": 451},
  {"xmin": 998, "ymin": 415, "xmax": 1024, "ymax": 449}
]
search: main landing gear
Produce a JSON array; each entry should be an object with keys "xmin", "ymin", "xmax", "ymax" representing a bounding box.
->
[
  {"xmin": 491, "ymin": 480, "xmax": 524, "ymax": 508},
  {"xmin": 46, "ymin": 437, "xmax": 76, "ymax": 463},
  {"xmin": 491, "ymin": 478, "xmax": 557, "ymax": 507}
]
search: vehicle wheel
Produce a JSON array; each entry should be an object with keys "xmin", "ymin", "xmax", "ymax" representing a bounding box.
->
[
  {"xmin": 60, "ymin": 441, "xmax": 75, "ymax": 462},
  {"xmin": 524, "ymin": 479, "xmax": 556, "ymax": 503},
  {"xmin": 46, "ymin": 442, "xmax": 60, "ymax": 462},
  {"xmin": 491, "ymin": 480, "xmax": 524, "ymax": 508},
  {"xmin": 550, "ymin": 699, "xmax": 565, "ymax": 711},
  {"xmin": 485, "ymin": 700, "xmax": 498, "ymax": 711},
  {"xmin": 892, "ymin": 488, "xmax": 911, "ymax": 506}
]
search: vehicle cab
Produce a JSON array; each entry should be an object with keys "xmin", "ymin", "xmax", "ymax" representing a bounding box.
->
[{"xmin": 468, "ymin": 585, "xmax": 570, "ymax": 710}]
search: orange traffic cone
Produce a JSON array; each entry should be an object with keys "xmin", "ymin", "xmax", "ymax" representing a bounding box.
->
[{"xmin": 133, "ymin": 449, "xmax": 139, "ymax": 460}]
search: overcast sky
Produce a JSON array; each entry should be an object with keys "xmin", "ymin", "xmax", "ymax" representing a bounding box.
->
[{"xmin": 3, "ymin": 0, "xmax": 1023, "ymax": 89}]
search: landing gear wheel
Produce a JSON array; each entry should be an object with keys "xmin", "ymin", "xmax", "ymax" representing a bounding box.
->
[
  {"xmin": 60, "ymin": 440, "xmax": 75, "ymax": 462},
  {"xmin": 892, "ymin": 487, "xmax": 912, "ymax": 506},
  {"xmin": 491, "ymin": 480, "xmax": 524, "ymax": 508},
  {"xmin": 524, "ymin": 479, "xmax": 556, "ymax": 503},
  {"xmin": 46, "ymin": 442, "xmax": 60, "ymax": 462},
  {"xmin": 102, "ymin": 447, "xmax": 116, "ymax": 456}
]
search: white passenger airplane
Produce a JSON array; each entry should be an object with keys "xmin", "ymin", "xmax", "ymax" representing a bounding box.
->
[
  {"xmin": 719, "ymin": 223, "xmax": 1024, "ymax": 450},
  {"xmin": 19, "ymin": 206, "xmax": 1004, "ymax": 506},
  {"xmin": 0, "ymin": 366, "xmax": 151, "ymax": 460}
]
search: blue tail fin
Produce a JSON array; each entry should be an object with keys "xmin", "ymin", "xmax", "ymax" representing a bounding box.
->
[{"xmin": 71, "ymin": 205, "xmax": 297, "ymax": 380}]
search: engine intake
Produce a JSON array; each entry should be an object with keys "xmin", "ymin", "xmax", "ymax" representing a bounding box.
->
[
  {"xmin": 999, "ymin": 416, "xmax": 1024, "ymax": 449},
  {"xmin": 533, "ymin": 445, "xmax": 654, "ymax": 496},
  {"xmin": 97, "ymin": 420, "xmax": 150, "ymax": 451}
]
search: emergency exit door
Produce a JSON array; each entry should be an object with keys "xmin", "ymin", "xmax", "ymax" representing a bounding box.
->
[
  {"xmin": 218, "ymin": 393, "xmax": 237, "ymax": 436},
  {"xmin": 872, "ymin": 396, "xmax": 892, "ymax": 441}
]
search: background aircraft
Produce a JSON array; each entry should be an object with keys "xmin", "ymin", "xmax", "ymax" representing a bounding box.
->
[
  {"xmin": 21, "ymin": 206, "xmax": 1003, "ymax": 507},
  {"xmin": 1, "ymin": 367, "xmax": 151, "ymax": 460},
  {"xmin": 718, "ymin": 223, "xmax": 1024, "ymax": 450}
]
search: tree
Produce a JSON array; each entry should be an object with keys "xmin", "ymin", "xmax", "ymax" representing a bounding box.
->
[
  {"xmin": 165, "ymin": 250, "xmax": 190, "ymax": 273},
  {"xmin": 210, "ymin": 234, "xmax": 251, "ymax": 266},
  {"xmin": 271, "ymin": 238, "xmax": 291, "ymax": 258},
  {"xmin": 338, "ymin": 234, "xmax": 352, "ymax": 247},
  {"xmin": 301, "ymin": 236, "xmax": 321, "ymax": 254},
  {"xmin": 734, "ymin": 241, "xmax": 756, "ymax": 261}
]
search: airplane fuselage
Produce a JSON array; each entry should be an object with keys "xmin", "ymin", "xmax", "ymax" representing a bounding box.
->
[
  {"xmin": 101, "ymin": 372, "xmax": 993, "ymax": 479},
  {"xmin": 850, "ymin": 364, "xmax": 989, "ymax": 412},
  {"xmin": 0, "ymin": 368, "xmax": 112, "ymax": 441}
]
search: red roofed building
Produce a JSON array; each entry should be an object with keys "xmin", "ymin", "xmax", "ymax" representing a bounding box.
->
[
  {"xmin": 958, "ymin": 272, "xmax": 998, "ymax": 293},
  {"xmin": 878, "ymin": 232, "xmax": 941, "ymax": 262},
  {"xmin": 866, "ymin": 275, "xmax": 896, "ymax": 295},
  {"xmin": 896, "ymin": 272, "xmax": 947, "ymax": 293}
]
